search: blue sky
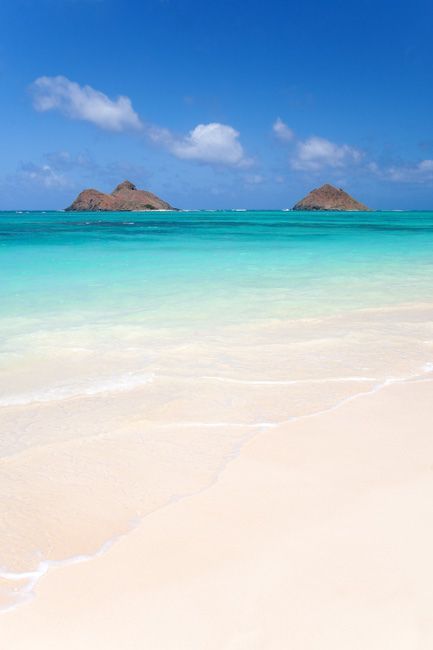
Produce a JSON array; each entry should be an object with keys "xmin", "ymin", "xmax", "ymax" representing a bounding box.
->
[{"xmin": 2, "ymin": 0, "xmax": 433, "ymax": 209}]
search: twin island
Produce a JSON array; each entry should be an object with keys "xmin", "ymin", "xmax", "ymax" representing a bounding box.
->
[{"xmin": 65, "ymin": 181, "xmax": 370, "ymax": 212}]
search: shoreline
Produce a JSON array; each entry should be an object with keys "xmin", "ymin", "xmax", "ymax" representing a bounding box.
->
[
  {"xmin": 1, "ymin": 291, "xmax": 433, "ymax": 611},
  {"xmin": 1, "ymin": 377, "xmax": 433, "ymax": 647},
  {"xmin": 2, "ymin": 361, "xmax": 433, "ymax": 617},
  {"xmin": 2, "ymin": 203, "xmax": 433, "ymax": 643}
]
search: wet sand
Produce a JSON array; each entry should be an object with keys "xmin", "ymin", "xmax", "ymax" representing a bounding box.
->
[{"xmin": 2, "ymin": 378, "xmax": 433, "ymax": 649}]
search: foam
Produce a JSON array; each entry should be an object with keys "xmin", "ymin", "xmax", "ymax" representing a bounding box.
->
[
  {"xmin": 199, "ymin": 375, "xmax": 378, "ymax": 385},
  {"xmin": 2, "ymin": 362, "xmax": 433, "ymax": 615},
  {"xmin": 0, "ymin": 525, "xmax": 137, "ymax": 614},
  {"xmin": 0, "ymin": 372, "xmax": 155, "ymax": 407}
]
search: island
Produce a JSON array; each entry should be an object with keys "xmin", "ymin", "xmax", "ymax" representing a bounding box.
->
[
  {"xmin": 293, "ymin": 184, "xmax": 370, "ymax": 211},
  {"xmin": 65, "ymin": 180, "xmax": 176, "ymax": 211}
]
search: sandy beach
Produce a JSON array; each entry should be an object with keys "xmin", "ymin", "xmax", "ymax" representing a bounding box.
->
[
  {"xmin": 2, "ymin": 376, "xmax": 433, "ymax": 649},
  {"xmin": 4, "ymin": 0, "xmax": 433, "ymax": 643},
  {"xmin": 2, "ymin": 212, "xmax": 433, "ymax": 648}
]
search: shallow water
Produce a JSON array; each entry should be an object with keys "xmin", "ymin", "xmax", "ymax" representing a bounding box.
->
[
  {"xmin": 2, "ymin": 210, "xmax": 433, "ymax": 324},
  {"xmin": 1, "ymin": 210, "xmax": 433, "ymax": 610}
]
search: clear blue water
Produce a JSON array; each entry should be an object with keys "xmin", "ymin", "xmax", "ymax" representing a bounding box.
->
[
  {"xmin": 2, "ymin": 209, "xmax": 433, "ymax": 608},
  {"xmin": 1, "ymin": 210, "xmax": 433, "ymax": 326}
]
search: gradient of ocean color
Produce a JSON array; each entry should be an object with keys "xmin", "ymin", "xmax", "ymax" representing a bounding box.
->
[
  {"xmin": 2, "ymin": 208, "xmax": 433, "ymax": 429},
  {"xmin": 2, "ymin": 210, "xmax": 433, "ymax": 322},
  {"xmin": 1, "ymin": 209, "xmax": 433, "ymax": 611}
]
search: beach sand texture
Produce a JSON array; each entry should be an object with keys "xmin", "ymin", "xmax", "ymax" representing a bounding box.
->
[
  {"xmin": 2, "ymin": 210, "xmax": 433, "ymax": 647},
  {"xmin": 1, "ymin": 377, "xmax": 433, "ymax": 649}
]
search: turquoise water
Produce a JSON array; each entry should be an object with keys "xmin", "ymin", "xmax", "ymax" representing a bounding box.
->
[
  {"xmin": 2, "ymin": 210, "xmax": 433, "ymax": 597},
  {"xmin": 1, "ymin": 210, "xmax": 433, "ymax": 327},
  {"xmin": 2, "ymin": 208, "xmax": 433, "ymax": 409}
]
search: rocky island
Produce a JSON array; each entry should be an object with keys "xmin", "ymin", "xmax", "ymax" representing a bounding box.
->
[
  {"xmin": 293, "ymin": 184, "xmax": 370, "ymax": 211},
  {"xmin": 66, "ymin": 180, "xmax": 176, "ymax": 211}
]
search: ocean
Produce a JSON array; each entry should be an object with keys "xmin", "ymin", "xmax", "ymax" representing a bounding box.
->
[
  {"xmin": 2, "ymin": 210, "xmax": 433, "ymax": 325},
  {"xmin": 1, "ymin": 209, "xmax": 433, "ymax": 610}
]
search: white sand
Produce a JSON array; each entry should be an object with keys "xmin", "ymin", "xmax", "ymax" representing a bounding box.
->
[{"xmin": 1, "ymin": 378, "xmax": 433, "ymax": 649}]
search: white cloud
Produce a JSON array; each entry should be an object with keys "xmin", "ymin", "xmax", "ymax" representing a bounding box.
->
[
  {"xmin": 384, "ymin": 159, "xmax": 433, "ymax": 183},
  {"xmin": 417, "ymin": 159, "xmax": 433, "ymax": 172},
  {"xmin": 244, "ymin": 173, "xmax": 264, "ymax": 185},
  {"xmin": 173, "ymin": 123, "xmax": 243, "ymax": 164},
  {"xmin": 150, "ymin": 122, "xmax": 250, "ymax": 167},
  {"xmin": 272, "ymin": 119, "xmax": 363, "ymax": 172},
  {"xmin": 31, "ymin": 76, "xmax": 142, "ymax": 132},
  {"xmin": 30, "ymin": 77, "xmax": 249, "ymax": 167},
  {"xmin": 273, "ymin": 118, "xmax": 294, "ymax": 142},
  {"xmin": 363, "ymin": 156, "xmax": 433, "ymax": 184},
  {"xmin": 147, "ymin": 124, "xmax": 176, "ymax": 148},
  {"xmin": 367, "ymin": 161, "xmax": 380, "ymax": 174},
  {"xmin": 18, "ymin": 162, "xmax": 70, "ymax": 188},
  {"xmin": 6, "ymin": 151, "xmax": 152, "ymax": 199},
  {"xmin": 291, "ymin": 136, "xmax": 363, "ymax": 171}
]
